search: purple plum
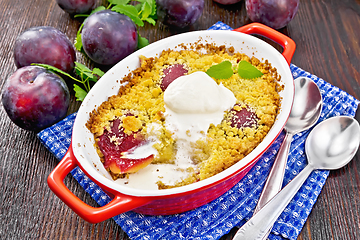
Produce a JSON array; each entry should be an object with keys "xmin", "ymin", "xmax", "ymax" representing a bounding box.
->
[
  {"xmin": 213, "ymin": 0, "xmax": 242, "ymax": 5},
  {"xmin": 1, "ymin": 66, "xmax": 70, "ymax": 132},
  {"xmin": 56, "ymin": 0, "xmax": 95, "ymax": 14},
  {"xmin": 246, "ymin": 0, "xmax": 300, "ymax": 29},
  {"xmin": 13, "ymin": 26, "xmax": 76, "ymax": 73},
  {"xmin": 81, "ymin": 10, "xmax": 138, "ymax": 65},
  {"xmin": 156, "ymin": 0, "xmax": 204, "ymax": 28}
]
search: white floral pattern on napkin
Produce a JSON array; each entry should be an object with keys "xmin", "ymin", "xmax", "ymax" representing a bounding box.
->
[{"xmin": 38, "ymin": 22, "xmax": 359, "ymax": 240}]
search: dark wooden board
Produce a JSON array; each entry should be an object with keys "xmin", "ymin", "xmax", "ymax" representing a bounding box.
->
[{"xmin": 1, "ymin": 0, "xmax": 359, "ymax": 239}]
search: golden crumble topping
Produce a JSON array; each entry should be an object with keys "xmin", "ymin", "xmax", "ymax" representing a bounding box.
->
[{"xmin": 86, "ymin": 43, "xmax": 282, "ymax": 189}]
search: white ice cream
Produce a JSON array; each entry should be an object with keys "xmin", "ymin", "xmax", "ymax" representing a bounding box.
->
[
  {"xmin": 116, "ymin": 71, "xmax": 236, "ymax": 190},
  {"xmin": 164, "ymin": 71, "xmax": 237, "ymax": 142}
]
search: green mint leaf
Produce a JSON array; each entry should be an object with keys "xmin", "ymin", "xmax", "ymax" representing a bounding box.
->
[
  {"xmin": 134, "ymin": 3, "xmax": 142, "ymax": 12},
  {"xmin": 149, "ymin": 0, "xmax": 157, "ymax": 15},
  {"xmin": 75, "ymin": 62, "xmax": 92, "ymax": 73},
  {"xmin": 87, "ymin": 68, "xmax": 104, "ymax": 83},
  {"xmin": 92, "ymin": 68, "xmax": 105, "ymax": 77},
  {"xmin": 91, "ymin": 5, "xmax": 107, "ymax": 14},
  {"xmin": 136, "ymin": 0, "xmax": 156, "ymax": 12},
  {"xmin": 108, "ymin": 0, "xmax": 131, "ymax": 5},
  {"xmin": 237, "ymin": 60, "xmax": 264, "ymax": 79},
  {"xmin": 137, "ymin": 34, "xmax": 149, "ymax": 49},
  {"xmin": 77, "ymin": 69, "xmax": 94, "ymax": 80},
  {"xmin": 76, "ymin": 69, "xmax": 96, "ymax": 83},
  {"xmin": 74, "ymin": 31, "xmax": 82, "ymax": 51},
  {"xmin": 74, "ymin": 23, "xmax": 84, "ymax": 51},
  {"xmin": 111, "ymin": 5, "xmax": 144, "ymax": 27},
  {"xmin": 143, "ymin": 17, "xmax": 156, "ymax": 25},
  {"xmin": 206, "ymin": 61, "xmax": 234, "ymax": 80},
  {"xmin": 140, "ymin": 2, "xmax": 152, "ymax": 19},
  {"xmin": 75, "ymin": 62, "xmax": 94, "ymax": 81},
  {"xmin": 74, "ymin": 84, "xmax": 88, "ymax": 102},
  {"xmin": 134, "ymin": 0, "xmax": 157, "ymax": 23},
  {"xmin": 74, "ymin": 63, "xmax": 104, "ymax": 83},
  {"xmin": 144, "ymin": 0, "xmax": 157, "ymax": 19}
]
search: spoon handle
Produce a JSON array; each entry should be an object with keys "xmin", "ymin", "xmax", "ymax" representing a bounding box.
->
[
  {"xmin": 252, "ymin": 131, "xmax": 293, "ymax": 239},
  {"xmin": 254, "ymin": 131, "xmax": 293, "ymax": 214},
  {"xmin": 233, "ymin": 164, "xmax": 314, "ymax": 240}
]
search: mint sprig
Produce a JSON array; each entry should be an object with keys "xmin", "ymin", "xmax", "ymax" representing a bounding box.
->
[
  {"xmin": 134, "ymin": 0, "xmax": 157, "ymax": 25},
  {"xmin": 206, "ymin": 61, "xmax": 234, "ymax": 80},
  {"xmin": 112, "ymin": 4, "xmax": 144, "ymax": 26},
  {"xmin": 32, "ymin": 63, "xmax": 104, "ymax": 102},
  {"xmin": 206, "ymin": 60, "xmax": 264, "ymax": 80},
  {"xmin": 237, "ymin": 60, "xmax": 264, "ymax": 79},
  {"xmin": 109, "ymin": 0, "xmax": 157, "ymax": 25}
]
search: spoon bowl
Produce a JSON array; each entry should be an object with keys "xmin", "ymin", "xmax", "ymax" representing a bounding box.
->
[
  {"xmin": 286, "ymin": 77, "xmax": 323, "ymax": 133},
  {"xmin": 233, "ymin": 116, "xmax": 360, "ymax": 240},
  {"xmin": 306, "ymin": 116, "xmax": 360, "ymax": 170}
]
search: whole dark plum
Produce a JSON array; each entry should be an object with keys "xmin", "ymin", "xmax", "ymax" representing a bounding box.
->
[
  {"xmin": 156, "ymin": 0, "xmax": 204, "ymax": 28},
  {"xmin": 1, "ymin": 66, "xmax": 70, "ymax": 132},
  {"xmin": 246, "ymin": 0, "xmax": 300, "ymax": 29},
  {"xmin": 81, "ymin": 10, "xmax": 138, "ymax": 65},
  {"xmin": 13, "ymin": 26, "xmax": 76, "ymax": 73},
  {"xmin": 56, "ymin": 0, "xmax": 95, "ymax": 14}
]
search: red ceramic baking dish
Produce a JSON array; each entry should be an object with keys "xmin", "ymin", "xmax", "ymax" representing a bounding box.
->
[{"xmin": 47, "ymin": 23, "xmax": 296, "ymax": 223}]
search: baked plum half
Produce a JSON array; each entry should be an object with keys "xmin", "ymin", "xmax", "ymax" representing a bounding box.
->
[
  {"xmin": 160, "ymin": 64, "xmax": 188, "ymax": 91},
  {"xmin": 228, "ymin": 105, "xmax": 259, "ymax": 129},
  {"xmin": 97, "ymin": 118, "xmax": 154, "ymax": 177}
]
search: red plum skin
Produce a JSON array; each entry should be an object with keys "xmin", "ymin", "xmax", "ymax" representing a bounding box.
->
[
  {"xmin": 1, "ymin": 66, "xmax": 70, "ymax": 132},
  {"xmin": 13, "ymin": 26, "xmax": 76, "ymax": 73}
]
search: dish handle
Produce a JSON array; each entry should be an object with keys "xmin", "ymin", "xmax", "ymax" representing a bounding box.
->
[
  {"xmin": 47, "ymin": 144, "xmax": 152, "ymax": 223},
  {"xmin": 233, "ymin": 23, "xmax": 296, "ymax": 65}
]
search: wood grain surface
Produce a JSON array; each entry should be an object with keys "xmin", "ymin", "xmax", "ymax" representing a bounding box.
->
[{"xmin": 1, "ymin": 0, "xmax": 359, "ymax": 239}]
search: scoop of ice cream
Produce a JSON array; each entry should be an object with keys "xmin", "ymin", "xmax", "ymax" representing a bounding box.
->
[
  {"xmin": 164, "ymin": 71, "xmax": 235, "ymax": 114},
  {"xmin": 163, "ymin": 71, "xmax": 236, "ymax": 142}
]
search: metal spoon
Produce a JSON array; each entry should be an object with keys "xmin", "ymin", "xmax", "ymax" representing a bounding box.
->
[
  {"xmin": 233, "ymin": 116, "xmax": 360, "ymax": 240},
  {"xmin": 252, "ymin": 77, "xmax": 322, "ymax": 238}
]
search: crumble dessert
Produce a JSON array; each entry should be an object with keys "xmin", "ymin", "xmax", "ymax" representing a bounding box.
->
[{"xmin": 86, "ymin": 43, "xmax": 282, "ymax": 190}]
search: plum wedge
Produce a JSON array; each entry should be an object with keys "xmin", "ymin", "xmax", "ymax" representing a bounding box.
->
[
  {"xmin": 97, "ymin": 118, "xmax": 154, "ymax": 175},
  {"xmin": 228, "ymin": 105, "xmax": 259, "ymax": 129},
  {"xmin": 160, "ymin": 64, "xmax": 188, "ymax": 91}
]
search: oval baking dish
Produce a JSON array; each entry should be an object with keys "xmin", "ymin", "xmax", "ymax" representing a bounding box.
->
[{"xmin": 47, "ymin": 23, "xmax": 296, "ymax": 223}]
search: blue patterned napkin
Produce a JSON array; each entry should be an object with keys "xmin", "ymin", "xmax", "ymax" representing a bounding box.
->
[{"xmin": 38, "ymin": 22, "xmax": 359, "ymax": 240}]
